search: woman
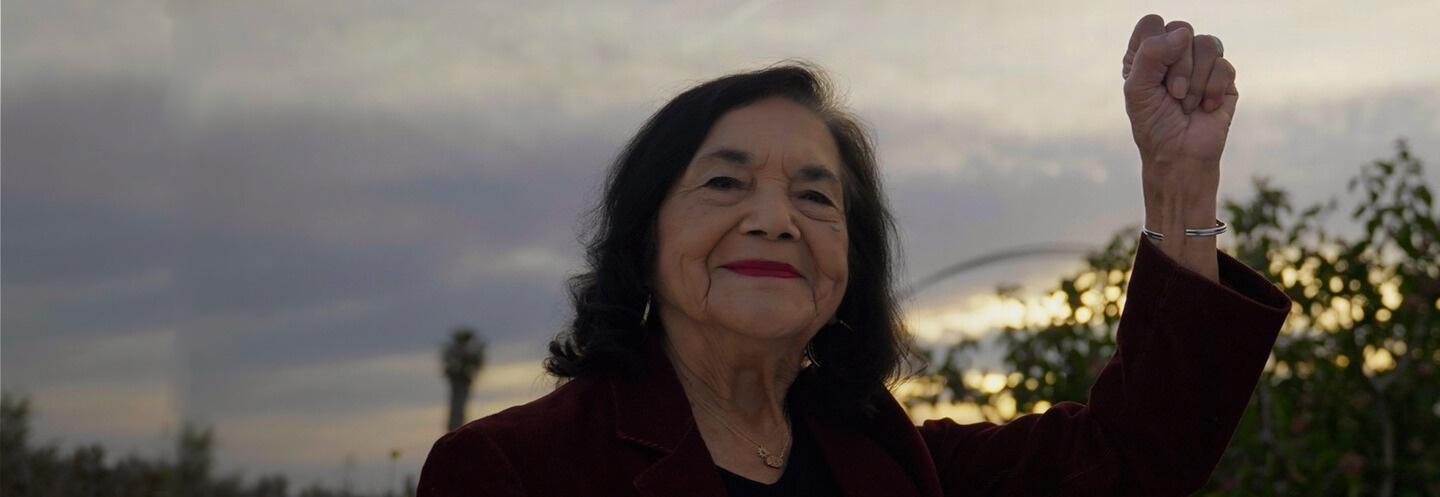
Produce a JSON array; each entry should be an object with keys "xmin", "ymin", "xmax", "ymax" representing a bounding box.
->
[{"xmin": 419, "ymin": 14, "xmax": 1292, "ymax": 496}]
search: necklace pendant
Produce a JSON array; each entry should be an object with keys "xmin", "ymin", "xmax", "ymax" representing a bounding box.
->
[
  {"xmin": 763, "ymin": 454, "xmax": 785, "ymax": 468},
  {"xmin": 756, "ymin": 447, "xmax": 769, "ymax": 457}
]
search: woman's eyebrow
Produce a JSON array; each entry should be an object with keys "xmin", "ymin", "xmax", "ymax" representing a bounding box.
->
[
  {"xmin": 698, "ymin": 147, "xmax": 840, "ymax": 185},
  {"xmin": 797, "ymin": 165, "xmax": 841, "ymax": 186},
  {"xmin": 698, "ymin": 147, "xmax": 751, "ymax": 165}
]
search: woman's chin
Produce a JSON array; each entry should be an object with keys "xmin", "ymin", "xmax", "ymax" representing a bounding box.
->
[{"xmin": 708, "ymin": 308, "xmax": 815, "ymax": 341}]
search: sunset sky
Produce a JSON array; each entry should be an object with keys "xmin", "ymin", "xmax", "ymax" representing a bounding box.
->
[{"xmin": 4, "ymin": 0, "xmax": 1437, "ymax": 493}]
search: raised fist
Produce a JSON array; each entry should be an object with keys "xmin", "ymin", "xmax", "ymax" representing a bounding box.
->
[
  {"xmin": 1123, "ymin": 14, "xmax": 1237, "ymax": 174},
  {"xmin": 1123, "ymin": 15, "xmax": 1236, "ymax": 281}
]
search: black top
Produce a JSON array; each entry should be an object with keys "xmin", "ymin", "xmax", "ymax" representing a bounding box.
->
[{"xmin": 716, "ymin": 414, "xmax": 841, "ymax": 497}]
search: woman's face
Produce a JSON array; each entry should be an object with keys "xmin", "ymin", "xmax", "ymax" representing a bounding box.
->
[{"xmin": 653, "ymin": 97, "xmax": 849, "ymax": 343}]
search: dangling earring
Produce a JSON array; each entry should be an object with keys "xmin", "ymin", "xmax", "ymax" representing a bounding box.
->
[
  {"xmin": 806, "ymin": 317, "xmax": 851, "ymax": 369},
  {"xmin": 641, "ymin": 294, "xmax": 652, "ymax": 325},
  {"xmin": 803, "ymin": 342, "xmax": 821, "ymax": 368}
]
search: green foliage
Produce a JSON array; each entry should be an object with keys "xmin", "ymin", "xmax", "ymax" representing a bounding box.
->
[{"xmin": 913, "ymin": 140, "xmax": 1440, "ymax": 496}]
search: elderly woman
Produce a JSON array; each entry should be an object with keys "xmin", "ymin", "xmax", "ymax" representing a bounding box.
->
[{"xmin": 419, "ymin": 14, "xmax": 1291, "ymax": 497}]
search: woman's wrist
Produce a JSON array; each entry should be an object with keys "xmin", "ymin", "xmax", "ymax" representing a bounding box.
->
[
  {"xmin": 1146, "ymin": 224, "xmax": 1220, "ymax": 283},
  {"xmin": 1143, "ymin": 162, "xmax": 1222, "ymax": 283}
]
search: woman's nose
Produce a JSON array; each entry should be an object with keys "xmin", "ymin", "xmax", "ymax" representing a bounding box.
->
[{"xmin": 738, "ymin": 186, "xmax": 801, "ymax": 241}]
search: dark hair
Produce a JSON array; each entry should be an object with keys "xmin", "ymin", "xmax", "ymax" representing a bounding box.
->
[{"xmin": 544, "ymin": 61, "xmax": 919, "ymax": 420}]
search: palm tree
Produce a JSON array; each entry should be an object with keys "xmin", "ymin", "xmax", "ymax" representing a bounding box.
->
[
  {"xmin": 442, "ymin": 327, "xmax": 487, "ymax": 432},
  {"xmin": 386, "ymin": 448, "xmax": 402, "ymax": 497}
]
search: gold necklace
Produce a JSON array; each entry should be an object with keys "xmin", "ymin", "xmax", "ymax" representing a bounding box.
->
[
  {"xmin": 671, "ymin": 355, "xmax": 792, "ymax": 469},
  {"xmin": 687, "ymin": 393, "xmax": 792, "ymax": 469}
]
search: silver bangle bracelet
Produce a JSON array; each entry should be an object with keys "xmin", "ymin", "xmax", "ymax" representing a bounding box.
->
[{"xmin": 1141, "ymin": 219, "xmax": 1227, "ymax": 242}]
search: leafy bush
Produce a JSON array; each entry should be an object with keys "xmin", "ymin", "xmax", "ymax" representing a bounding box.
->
[{"xmin": 911, "ymin": 140, "xmax": 1439, "ymax": 496}]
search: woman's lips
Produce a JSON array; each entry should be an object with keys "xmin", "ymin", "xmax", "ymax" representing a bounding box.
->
[{"xmin": 722, "ymin": 260, "xmax": 802, "ymax": 278}]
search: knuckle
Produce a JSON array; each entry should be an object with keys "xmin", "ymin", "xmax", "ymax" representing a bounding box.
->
[
  {"xmin": 1133, "ymin": 15, "xmax": 1166, "ymax": 41},
  {"xmin": 1206, "ymin": 81, "xmax": 1226, "ymax": 98},
  {"xmin": 1212, "ymin": 59, "xmax": 1237, "ymax": 82},
  {"xmin": 1135, "ymin": 14, "xmax": 1163, "ymax": 33},
  {"xmin": 1164, "ymin": 20, "xmax": 1192, "ymax": 31},
  {"xmin": 1136, "ymin": 37, "xmax": 1168, "ymax": 61},
  {"xmin": 1194, "ymin": 35, "xmax": 1222, "ymax": 54},
  {"xmin": 1209, "ymin": 66, "xmax": 1235, "ymax": 96}
]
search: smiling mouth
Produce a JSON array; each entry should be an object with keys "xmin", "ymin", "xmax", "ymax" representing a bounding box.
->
[
  {"xmin": 725, "ymin": 267, "xmax": 802, "ymax": 278},
  {"xmin": 722, "ymin": 260, "xmax": 802, "ymax": 278}
]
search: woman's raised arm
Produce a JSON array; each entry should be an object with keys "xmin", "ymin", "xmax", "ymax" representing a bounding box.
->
[
  {"xmin": 917, "ymin": 15, "xmax": 1291, "ymax": 496},
  {"xmin": 1123, "ymin": 14, "xmax": 1238, "ymax": 283},
  {"xmin": 919, "ymin": 233, "xmax": 1292, "ymax": 495}
]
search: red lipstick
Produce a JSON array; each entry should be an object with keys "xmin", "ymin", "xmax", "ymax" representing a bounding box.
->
[{"xmin": 722, "ymin": 260, "xmax": 802, "ymax": 278}]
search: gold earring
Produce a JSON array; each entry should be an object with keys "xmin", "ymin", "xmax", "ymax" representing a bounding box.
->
[{"xmin": 803, "ymin": 343, "xmax": 821, "ymax": 368}]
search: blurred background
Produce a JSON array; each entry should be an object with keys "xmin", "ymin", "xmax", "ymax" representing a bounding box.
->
[{"xmin": 3, "ymin": 1, "xmax": 1437, "ymax": 496}]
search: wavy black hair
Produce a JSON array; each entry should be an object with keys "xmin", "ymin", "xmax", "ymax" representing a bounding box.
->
[{"xmin": 544, "ymin": 62, "xmax": 919, "ymax": 421}]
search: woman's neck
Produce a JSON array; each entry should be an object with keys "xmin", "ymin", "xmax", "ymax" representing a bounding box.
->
[{"xmin": 661, "ymin": 323, "xmax": 803, "ymax": 426}]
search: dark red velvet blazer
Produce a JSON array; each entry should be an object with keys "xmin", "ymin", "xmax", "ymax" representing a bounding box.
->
[{"xmin": 418, "ymin": 235, "xmax": 1292, "ymax": 496}]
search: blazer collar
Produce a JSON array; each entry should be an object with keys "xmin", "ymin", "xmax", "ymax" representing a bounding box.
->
[
  {"xmin": 609, "ymin": 336, "xmax": 695, "ymax": 453},
  {"xmin": 608, "ymin": 335, "xmax": 936, "ymax": 497},
  {"xmin": 609, "ymin": 337, "xmax": 728, "ymax": 497},
  {"xmin": 801, "ymin": 394, "xmax": 940, "ymax": 497}
]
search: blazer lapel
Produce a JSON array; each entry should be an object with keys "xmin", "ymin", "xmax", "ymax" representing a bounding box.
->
[
  {"xmin": 798, "ymin": 386, "xmax": 943, "ymax": 497},
  {"xmin": 610, "ymin": 337, "xmax": 728, "ymax": 497},
  {"xmin": 631, "ymin": 427, "xmax": 729, "ymax": 497},
  {"xmin": 609, "ymin": 337, "xmax": 940, "ymax": 497}
]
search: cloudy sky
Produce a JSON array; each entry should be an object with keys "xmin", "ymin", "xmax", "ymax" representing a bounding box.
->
[{"xmin": 4, "ymin": 0, "xmax": 1437, "ymax": 492}]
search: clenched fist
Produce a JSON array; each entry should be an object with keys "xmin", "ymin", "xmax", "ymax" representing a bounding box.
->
[{"xmin": 1122, "ymin": 14, "xmax": 1235, "ymax": 282}]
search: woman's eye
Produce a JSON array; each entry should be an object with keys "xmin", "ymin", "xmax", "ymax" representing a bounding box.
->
[
  {"xmin": 801, "ymin": 191, "xmax": 835, "ymax": 206},
  {"xmin": 704, "ymin": 176, "xmax": 743, "ymax": 190}
]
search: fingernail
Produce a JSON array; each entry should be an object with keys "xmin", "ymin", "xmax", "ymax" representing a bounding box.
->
[
  {"xmin": 1170, "ymin": 77, "xmax": 1188, "ymax": 99},
  {"xmin": 1203, "ymin": 98, "xmax": 1220, "ymax": 112}
]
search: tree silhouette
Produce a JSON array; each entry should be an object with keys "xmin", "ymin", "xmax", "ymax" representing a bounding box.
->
[
  {"xmin": 2, "ymin": 391, "xmax": 324, "ymax": 497},
  {"xmin": 175, "ymin": 423, "xmax": 216, "ymax": 496},
  {"xmin": 441, "ymin": 327, "xmax": 488, "ymax": 432},
  {"xmin": 2, "ymin": 393, "xmax": 35, "ymax": 496},
  {"xmin": 909, "ymin": 140, "xmax": 1439, "ymax": 496}
]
